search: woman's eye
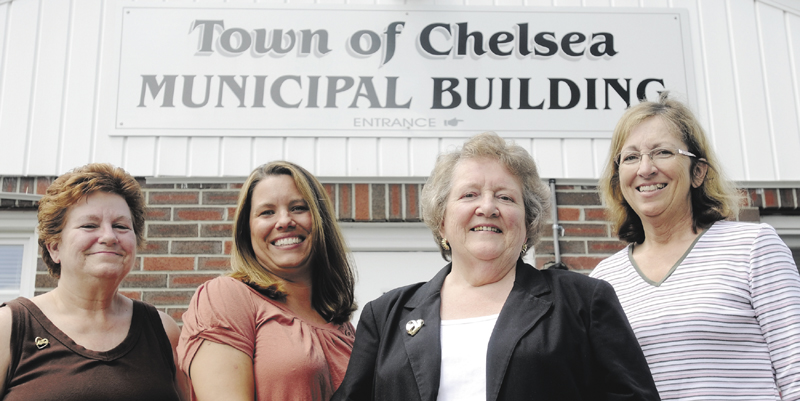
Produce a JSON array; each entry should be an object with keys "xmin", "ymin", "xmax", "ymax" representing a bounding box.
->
[
  {"xmin": 259, "ymin": 210, "xmax": 274, "ymax": 216},
  {"xmin": 652, "ymin": 149, "xmax": 674, "ymax": 158},
  {"xmin": 81, "ymin": 224, "xmax": 97, "ymax": 229},
  {"xmin": 499, "ymin": 195, "xmax": 514, "ymax": 202},
  {"xmin": 292, "ymin": 205, "xmax": 309, "ymax": 212},
  {"xmin": 114, "ymin": 224, "xmax": 130, "ymax": 230},
  {"xmin": 622, "ymin": 153, "xmax": 640, "ymax": 163},
  {"xmin": 463, "ymin": 192, "xmax": 477, "ymax": 198}
]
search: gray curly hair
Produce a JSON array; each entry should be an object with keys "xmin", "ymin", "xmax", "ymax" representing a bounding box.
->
[{"xmin": 420, "ymin": 132, "xmax": 551, "ymax": 261}]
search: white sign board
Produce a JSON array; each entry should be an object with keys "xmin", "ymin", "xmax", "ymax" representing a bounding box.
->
[{"xmin": 101, "ymin": 3, "xmax": 695, "ymax": 137}]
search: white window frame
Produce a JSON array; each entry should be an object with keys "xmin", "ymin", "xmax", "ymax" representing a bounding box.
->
[{"xmin": 0, "ymin": 211, "xmax": 38, "ymax": 300}]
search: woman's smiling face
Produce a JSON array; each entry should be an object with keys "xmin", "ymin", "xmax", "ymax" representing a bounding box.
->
[
  {"xmin": 249, "ymin": 174, "xmax": 314, "ymax": 282},
  {"xmin": 47, "ymin": 191, "xmax": 137, "ymax": 282},
  {"xmin": 440, "ymin": 157, "xmax": 527, "ymax": 268},
  {"xmin": 618, "ymin": 116, "xmax": 700, "ymax": 226}
]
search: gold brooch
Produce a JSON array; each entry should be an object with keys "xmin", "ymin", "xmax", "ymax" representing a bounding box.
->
[
  {"xmin": 34, "ymin": 337, "xmax": 49, "ymax": 350},
  {"xmin": 406, "ymin": 319, "xmax": 424, "ymax": 336}
]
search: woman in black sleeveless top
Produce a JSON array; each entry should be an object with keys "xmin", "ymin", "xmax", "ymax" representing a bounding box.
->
[{"xmin": 0, "ymin": 163, "xmax": 187, "ymax": 401}]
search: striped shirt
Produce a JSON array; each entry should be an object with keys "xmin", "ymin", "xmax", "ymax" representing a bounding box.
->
[{"xmin": 590, "ymin": 221, "xmax": 800, "ymax": 401}]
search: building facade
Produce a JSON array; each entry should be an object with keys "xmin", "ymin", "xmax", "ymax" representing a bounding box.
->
[{"xmin": 1, "ymin": 0, "xmax": 799, "ymax": 323}]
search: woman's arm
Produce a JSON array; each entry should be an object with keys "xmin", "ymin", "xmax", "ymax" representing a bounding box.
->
[
  {"xmin": 158, "ymin": 311, "xmax": 190, "ymax": 401},
  {"xmin": 0, "ymin": 307, "xmax": 11, "ymax": 397},
  {"xmin": 749, "ymin": 225, "xmax": 800, "ymax": 400},
  {"xmin": 332, "ymin": 302, "xmax": 380, "ymax": 401},
  {"xmin": 189, "ymin": 340, "xmax": 254, "ymax": 401}
]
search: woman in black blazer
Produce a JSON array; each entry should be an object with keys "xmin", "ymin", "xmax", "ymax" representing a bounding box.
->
[{"xmin": 333, "ymin": 132, "xmax": 659, "ymax": 401}]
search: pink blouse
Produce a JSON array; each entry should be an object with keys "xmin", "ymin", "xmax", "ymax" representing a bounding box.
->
[{"xmin": 177, "ymin": 276, "xmax": 355, "ymax": 401}]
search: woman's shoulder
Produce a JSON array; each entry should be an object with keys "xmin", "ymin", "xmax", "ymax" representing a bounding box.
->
[
  {"xmin": 360, "ymin": 281, "xmax": 433, "ymax": 319},
  {"xmin": 703, "ymin": 220, "xmax": 780, "ymax": 243},
  {"xmin": 538, "ymin": 266, "xmax": 608, "ymax": 289}
]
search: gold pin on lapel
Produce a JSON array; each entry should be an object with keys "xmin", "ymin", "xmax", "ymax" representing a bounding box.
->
[
  {"xmin": 34, "ymin": 337, "xmax": 49, "ymax": 350},
  {"xmin": 406, "ymin": 319, "xmax": 424, "ymax": 336}
]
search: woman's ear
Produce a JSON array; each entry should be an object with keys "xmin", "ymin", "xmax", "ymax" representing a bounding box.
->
[
  {"xmin": 692, "ymin": 161, "xmax": 708, "ymax": 188},
  {"xmin": 46, "ymin": 241, "xmax": 61, "ymax": 264}
]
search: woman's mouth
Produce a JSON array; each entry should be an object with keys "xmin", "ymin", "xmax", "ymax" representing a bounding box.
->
[
  {"xmin": 637, "ymin": 183, "xmax": 666, "ymax": 193},
  {"xmin": 272, "ymin": 237, "xmax": 304, "ymax": 246},
  {"xmin": 471, "ymin": 226, "xmax": 502, "ymax": 233}
]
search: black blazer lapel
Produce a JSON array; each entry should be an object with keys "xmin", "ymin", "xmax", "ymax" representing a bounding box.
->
[
  {"xmin": 401, "ymin": 265, "xmax": 450, "ymax": 401},
  {"xmin": 485, "ymin": 262, "xmax": 553, "ymax": 401}
]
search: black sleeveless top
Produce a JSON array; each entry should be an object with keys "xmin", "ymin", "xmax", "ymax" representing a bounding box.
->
[{"xmin": 2, "ymin": 297, "xmax": 181, "ymax": 401}]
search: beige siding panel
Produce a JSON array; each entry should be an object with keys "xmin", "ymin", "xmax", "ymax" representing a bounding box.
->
[
  {"xmin": 0, "ymin": 0, "xmax": 39, "ymax": 175},
  {"xmin": 60, "ymin": 0, "xmax": 103, "ymax": 173},
  {"xmin": 220, "ymin": 137, "xmax": 253, "ymax": 176},
  {"xmin": 156, "ymin": 137, "xmax": 189, "ymax": 176},
  {"xmin": 563, "ymin": 139, "xmax": 594, "ymax": 178},
  {"xmin": 409, "ymin": 138, "xmax": 439, "ymax": 176},
  {"xmin": 612, "ymin": 0, "xmax": 640, "ymax": 7},
  {"xmin": 27, "ymin": 0, "xmax": 71, "ymax": 175},
  {"xmin": 758, "ymin": 3, "xmax": 800, "ymax": 180},
  {"xmin": 188, "ymin": 137, "xmax": 221, "ymax": 177},
  {"xmin": 318, "ymin": 138, "xmax": 348, "ymax": 177},
  {"xmin": 89, "ymin": 0, "xmax": 124, "ymax": 171},
  {"xmin": 729, "ymin": 0, "xmax": 775, "ymax": 180},
  {"xmin": 525, "ymin": 0, "xmax": 555, "ymax": 6},
  {"xmin": 553, "ymin": 0, "xmax": 582, "ymax": 6},
  {"xmin": 285, "ymin": 137, "xmax": 316, "ymax": 172},
  {"xmin": 674, "ymin": 0, "xmax": 711, "ymax": 132},
  {"xmin": 532, "ymin": 138, "xmax": 563, "ymax": 178},
  {"xmin": 583, "ymin": 0, "xmax": 612, "ymax": 6},
  {"xmin": 593, "ymin": 138, "xmax": 612, "ymax": 177},
  {"xmin": 642, "ymin": 0, "xmax": 669, "ymax": 7},
  {"xmin": 252, "ymin": 137, "xmax": 284, "ymax": 166},
  {"xmin": 124, "ymin": 137, "xmax": 156, "ymax": 176},
  {"xmin": 789, "ymin": 14, "xmax": 800, "ymax": 179},
  {"xmin": 349, "ymin": 138, "xmax": 378, "ymax": 176},
  {"xmin": 378, "ymin": 138, "xmax": 409, "ymax": 176},
  {"xmin": 698, "ymin": 0, "xmax": 747, "ymax": 180}
]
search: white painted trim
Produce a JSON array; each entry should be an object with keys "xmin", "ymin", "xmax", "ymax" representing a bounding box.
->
[
  {"xmin": 0, "ymin": 211, "xmax": 38, "ymax": 299},
  {"xmin": 340, "ymin": 222, "xmax": 438, "ymax": 252},
  {"xmin": 0, "ymin": 192, "xmax": 41, "ymax": 201}
]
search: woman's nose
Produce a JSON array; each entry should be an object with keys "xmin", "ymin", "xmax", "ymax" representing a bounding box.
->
[
  {"xmin": 276, "ymin": 211, "xmax": 296, "ymax": 229},
  {"xmin": 637, "ymin": 155, "xmax": 658, "ymax": 177},
  {"xmin": 476, "ymin": 196, "xmax": 499, "ymax": 217},
  {"xmin": 98, "ymin": 224, "xmax": 118, "ymax": 245}
]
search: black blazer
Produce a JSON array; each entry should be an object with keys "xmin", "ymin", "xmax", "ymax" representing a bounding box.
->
[{"xmin": 333, "ymin": 261, "xmax": 659, "ymax": 401}]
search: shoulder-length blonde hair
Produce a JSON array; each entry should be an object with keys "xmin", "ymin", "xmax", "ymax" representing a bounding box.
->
[
  {"xmin": 600, "ymin": 92, "xmax": 740, "ymax": 243},
  {"xmin": 230, "ymin": 161, "xmax": 356, "ymax": 324},
  {"xmin": 420, "ymin": 132, "xmax": 550, "ymax": 261}
]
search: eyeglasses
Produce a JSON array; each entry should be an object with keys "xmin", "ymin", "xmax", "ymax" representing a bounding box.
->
[{"xmin": 616, "ymin": 148, "xmax": 697, "ymax": 166}]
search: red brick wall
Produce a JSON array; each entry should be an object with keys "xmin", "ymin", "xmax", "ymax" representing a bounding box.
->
[{"xmin": 0, "ymin": 176, "xmax": 774, "ymax": 322}]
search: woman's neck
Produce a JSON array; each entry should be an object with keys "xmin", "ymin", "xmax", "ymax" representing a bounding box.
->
[{"xmin": 440, "ymin": 259, "xmax": 516, "ymax": 320}]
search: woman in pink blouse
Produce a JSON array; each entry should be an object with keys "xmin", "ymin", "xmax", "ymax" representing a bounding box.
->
[{"xmin": 177, "ymin": 161, "xmax": 357, "ymax": 401}]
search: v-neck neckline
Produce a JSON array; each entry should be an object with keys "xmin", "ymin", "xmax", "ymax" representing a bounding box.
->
[{"xmin": 628, "ymin": 225, "xmax": 710, "ymax": 287}]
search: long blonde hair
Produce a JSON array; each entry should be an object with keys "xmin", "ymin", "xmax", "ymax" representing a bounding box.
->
[
  {"xmin": 600, "ymin": 93, "xmax": 740, "ymax": 243},
  {"xmin": 230, "ymin": 161, "xmax": 356, "ymax": 324}
]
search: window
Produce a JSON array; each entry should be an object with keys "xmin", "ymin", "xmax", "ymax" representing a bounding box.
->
[{"xmin": 0, "ymin": 211, "xmax": 38, "ymax": 302}]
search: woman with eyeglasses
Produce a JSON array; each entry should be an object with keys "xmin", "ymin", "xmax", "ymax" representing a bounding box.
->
[{"xmin": 591, "ymin": 93, "xmax": 800, "ymax": 400}]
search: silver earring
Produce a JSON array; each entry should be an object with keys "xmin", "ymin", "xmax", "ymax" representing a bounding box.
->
[{"xmin": 441, "ymin": 238, "xmax": 450, "ymax": 251}]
